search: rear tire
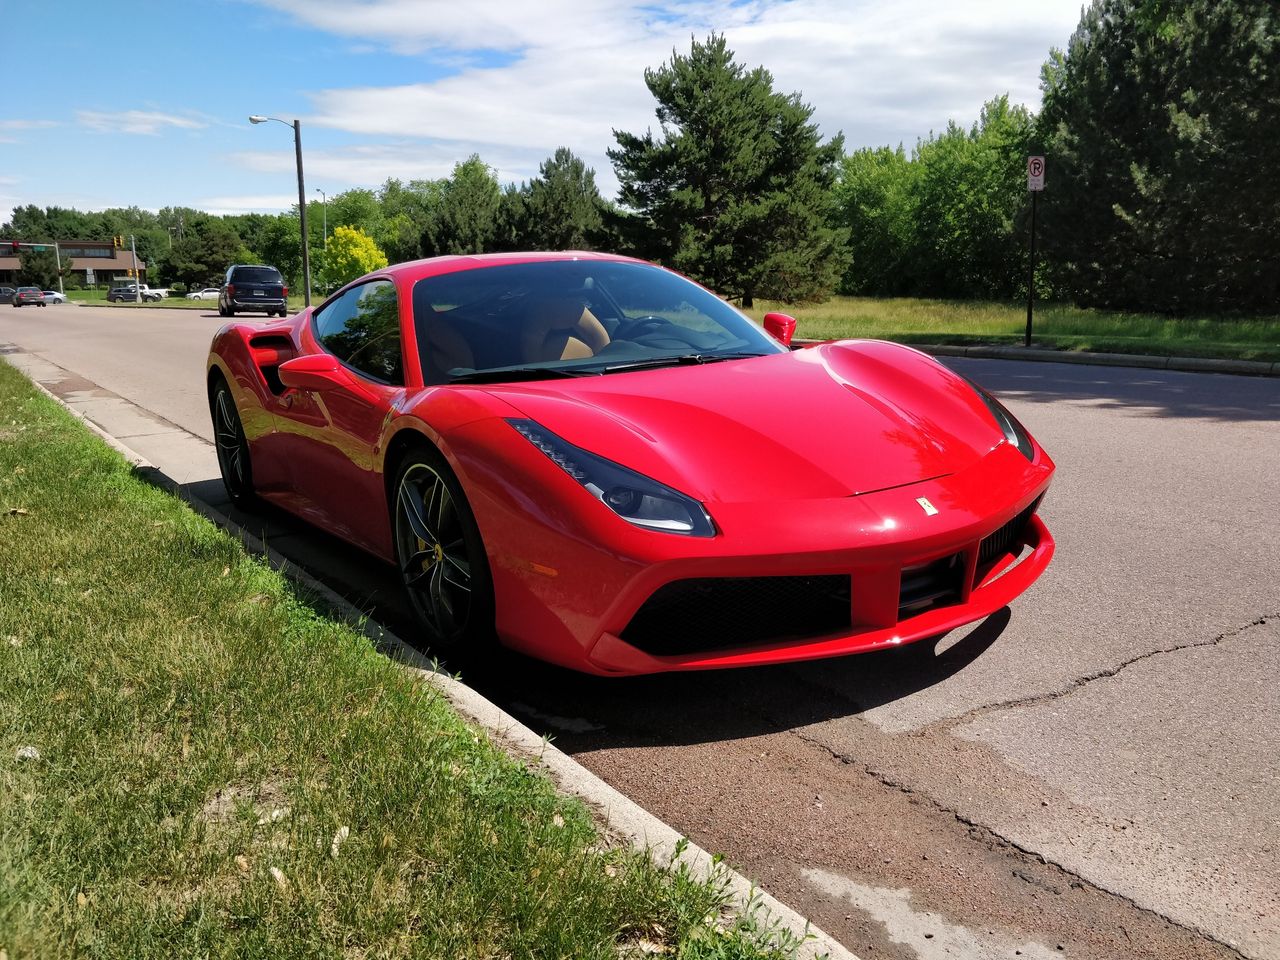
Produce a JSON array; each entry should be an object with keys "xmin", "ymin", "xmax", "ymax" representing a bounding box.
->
[
  {"xmin": 210, "ymin": 377, "xmax": 257, "ymax": 509},
  {"xmin": 391, "ymin": 444, "xmax": 496, "ymax": 661}
]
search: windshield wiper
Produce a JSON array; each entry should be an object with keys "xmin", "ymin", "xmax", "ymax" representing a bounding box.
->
[
  {"xmin": 599, "ymin": 352, "xmax": 769, "ymax": 374},
  {"xmin": 447, "ymin": 367, "xmax": 600, "ymax": 385}
]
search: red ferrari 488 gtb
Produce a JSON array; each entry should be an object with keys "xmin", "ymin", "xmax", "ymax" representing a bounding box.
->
[{"xmin": 207, "ymin": 252, "xmax": 1054, "ymax": 675}]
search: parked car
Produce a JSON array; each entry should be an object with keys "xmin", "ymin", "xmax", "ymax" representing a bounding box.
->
[
  {"xmin": 186, "ymin": 287, "xmax": 222, "ymax": 300},
  {"xmin": 206, "ymin": 252, "xmax": 1056, "ymax": 675},
  {"xmin": 0, "ymin": 286, "xmax": 15, "ymax": 304},
  {"xmin": 42, "ymin": 290, "xmax": 67, "ymax": 304},
  {"xmin": 13, "ymin": 286, "xmax": 45, "ymax": 307},
  {"xmin": 219, "ymin": 265, "xmax": 288, "ymax": 317},
  {"xmin": 107, "ymin": 284, "xmax": 163, "ymax": 303}
]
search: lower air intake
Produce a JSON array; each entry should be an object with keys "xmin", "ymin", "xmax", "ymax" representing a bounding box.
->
[
  {"xmin": 622, "ymin": 575, "xmax": 851, "ymax": 656},
  {"xmin": 978, "ymin": 495, "xmax": 1043, "ymax": 565}
]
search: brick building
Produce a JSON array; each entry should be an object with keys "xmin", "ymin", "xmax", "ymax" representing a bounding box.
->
[{"xmin": 0, "ymin": 239, "xmax": 146, "ymax": 286}]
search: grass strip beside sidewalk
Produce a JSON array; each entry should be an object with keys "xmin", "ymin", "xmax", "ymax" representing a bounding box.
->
[{"xmin": 0, "ymin": 359, "xmax": 796, "ymax": 959}]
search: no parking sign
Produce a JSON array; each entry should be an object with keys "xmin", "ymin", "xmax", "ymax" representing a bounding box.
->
[{"xmin": 1027, "ymin": 156, "xmax": 1046, "ymax": 191}]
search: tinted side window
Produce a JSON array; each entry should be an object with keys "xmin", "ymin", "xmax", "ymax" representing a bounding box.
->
[{"xmin": 313, "ymin": 280, "xmax": 403, "ymax": 385}]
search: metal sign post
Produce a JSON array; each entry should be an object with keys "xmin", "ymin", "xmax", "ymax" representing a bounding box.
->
[
  {"xmin": 1025, "ymin": 156, "xmax": 1045, "ymax": 347},
  {"xmin": 130, "ymin": 235, "xmax": 140, "ymax": 303}
]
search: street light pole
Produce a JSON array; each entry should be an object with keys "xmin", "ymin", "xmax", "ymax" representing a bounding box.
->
[
  {"xmin": 130, "ymin": 234, "xmax": 140, "ymax": 303},
  {"xmin": 315, "ymin": 188, "xmax": 327, "ymax": 249},
  {"xmin": 249, "ymin": 114, "xmax": 312, "ymax": 307}
]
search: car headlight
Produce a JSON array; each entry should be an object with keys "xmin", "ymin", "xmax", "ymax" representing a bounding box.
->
[
  {"xmin": 507, "ymin": 419, "xmax": 716, "ymax": 536},
  {"xmin": 964, "ymin": 380, "xmax": 1035, "ymax": 462}
]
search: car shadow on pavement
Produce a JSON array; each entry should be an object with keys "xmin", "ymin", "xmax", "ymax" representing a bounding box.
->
[{"xmin": 473, "ymin": 608, "xmax": 1011, "ymax": 752}]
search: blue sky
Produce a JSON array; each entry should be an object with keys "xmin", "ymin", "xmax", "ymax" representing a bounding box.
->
[{"xmin": 1, "ymin": 0, "xmax": 1085, "ymax": 226}]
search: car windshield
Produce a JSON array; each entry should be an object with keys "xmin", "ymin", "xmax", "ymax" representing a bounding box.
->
[
  {"xmin": 233, "ymin": 267, "xmax": 283, "ymax": 284},
  {"xmin": 411, "ymin": 260, "xmax": 786, "ymax": 386}
]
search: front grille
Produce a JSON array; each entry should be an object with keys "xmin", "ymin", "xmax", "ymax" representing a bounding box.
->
[
  {"xmin": 898, "ymin": 552, "xmax": 964, "ymax": 618},
  {"xmin": 621, "ymin": 575, "xmax": 851, "ymax": 656},
  {"xmin": 978, "ymin": 496, "xmax": 1042, "ymax": 565}
]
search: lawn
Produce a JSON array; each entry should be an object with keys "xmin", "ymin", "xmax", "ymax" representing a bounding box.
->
[
  {"xmin": 66, "ymin": 289, "xmax": 309, "ymax": 311},
  {"xmin": 744, "ymin": 297, "xmax": 1280, "ymax": 362},
  {"xmin": 0, "ymin": 359, "xmax": 799, "ymax": 959}
]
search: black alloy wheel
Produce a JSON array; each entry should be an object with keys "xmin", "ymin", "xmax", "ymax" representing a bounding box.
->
[
  {"xmin": 392, "ymin": 449, "xmax": 494, "ymax": 656},
  {"xmin": 211, "ymin": 379, "xmax": 255, "ymax": 508}
]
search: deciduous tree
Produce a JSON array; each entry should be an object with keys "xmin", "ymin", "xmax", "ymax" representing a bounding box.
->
[
  {"xmin": 834, "ymin": 146, "xmax": 919, "ymax": 296},
  {"xmin": 321, "ymin": 225, "xmax": 388, "ymax": 289}
]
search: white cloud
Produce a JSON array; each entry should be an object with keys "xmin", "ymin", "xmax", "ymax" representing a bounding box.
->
[
  {"xmin": 230, "ymin": 140, "xmax": 564, "ymax": 202},
  {"xmin": 197, "ymin": 194, "xmax": 304, "ymax": 215},
  {"xmin": 0, "ymin": 119, "xmax": 60, "ymax": 130},
  {"xmin": 256, "ymin": 0, "xmax": 659, "ymax": 55},
  {"xmin": 259, "ymin": 0, "xmax": 1080, "ymax": 198},
  {"xmin": 77, "ymin": 110, "xmax": 208, "ymax": 135}
]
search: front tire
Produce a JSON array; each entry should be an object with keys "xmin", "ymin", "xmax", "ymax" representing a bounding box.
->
[
  {"xmin": 392, "ymin": 446, "xmax": 495, "ymax": 659},
  {"xmin": 210, "ymin": 377, "xmax": 256, "ymax": 509}
]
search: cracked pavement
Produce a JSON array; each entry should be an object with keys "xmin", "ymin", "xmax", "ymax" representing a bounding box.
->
[{"xmin": 2, "ymin": 306, "xmax": 1277, "ymax": 960}]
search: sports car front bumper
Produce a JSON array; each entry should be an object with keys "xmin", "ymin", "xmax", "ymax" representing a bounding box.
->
[{"xmin": 452, "ymin": 420, "xmax": 1054, "ymax": 676}]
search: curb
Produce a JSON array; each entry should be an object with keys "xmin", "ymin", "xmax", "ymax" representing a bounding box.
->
[
  {"xmin": 17, "ymin": 366, "xmax": 858, "ymax": 960},
  {"xmin": 794, "ymin": 339, "xmax": 1280, "ymax": 377}
]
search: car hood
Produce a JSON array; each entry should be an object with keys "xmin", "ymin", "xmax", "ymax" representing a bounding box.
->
[{"xmin": 483, "ymin": 341, "xmax": 1007, "ymax": 503}]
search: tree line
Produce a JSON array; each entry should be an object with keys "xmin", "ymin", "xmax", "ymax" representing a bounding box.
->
[{"xmin": 4, "ymin": 0, "xmax": 1275, "ymax": 314}]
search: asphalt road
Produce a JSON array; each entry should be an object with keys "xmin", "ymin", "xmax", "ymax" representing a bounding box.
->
[{"xmin": 2, "ymin": 303, "xmax": 1277, "ymax": 960}]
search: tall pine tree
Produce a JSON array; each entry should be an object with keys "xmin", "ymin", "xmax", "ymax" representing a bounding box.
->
[
  {"xmin": 1039, "ymin": 0, "xmax": 1280, "ymax": 312},
  {"xmin": 610, "ymin": 34, "xmax": 847, "ymax": 306}
]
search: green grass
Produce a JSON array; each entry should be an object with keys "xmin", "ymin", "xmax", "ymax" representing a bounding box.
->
[
  {"xmin": 67, "ymin": 290, "xmax": 309, "ymax": 311},
  {"xmin": 0, "ymin": 359, "xmax": 801, "ymax": 959},
  {"xmin": 745, "ymin": 296, "xmax": 1280, "ymax": 362}
]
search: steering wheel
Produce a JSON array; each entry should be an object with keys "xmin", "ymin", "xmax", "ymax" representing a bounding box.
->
[{"xmin": 612, "ymin": 315, "xmax": 673, "ymax": 341}]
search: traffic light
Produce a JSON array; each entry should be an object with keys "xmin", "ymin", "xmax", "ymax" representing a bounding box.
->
[
  {"xmin": 126, "ymin": 268, "xmax": 135, "ymax": 278},
  {"xmin": 113, "ymin": 235, "xmax": 123, "ymax": 249},
  {"xmin": 9, "ymin": 241, "xmax": 17, "ymax": 254}
]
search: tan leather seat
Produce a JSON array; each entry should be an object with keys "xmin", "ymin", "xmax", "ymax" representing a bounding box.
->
[
  {"xmin": 423, "ymin": 319, "xmax": 476, "ymax": 384},
  {"xmin": 520, "ymin": 295, "xmax": 610, "ymax": 363}
]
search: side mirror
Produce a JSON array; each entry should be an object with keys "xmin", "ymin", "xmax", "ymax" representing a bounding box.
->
[
  {"xmin": 279, "ymin": 354, "xmax": 347, "ymax": 392},
  {"xmin": 763, "ymin": 312, "xmax": 797, "ymax": 347}
]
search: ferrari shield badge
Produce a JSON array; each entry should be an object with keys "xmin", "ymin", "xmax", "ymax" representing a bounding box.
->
[{"xmin": 916, "ymin": 497, "xmax": 939, "ymax": 516}]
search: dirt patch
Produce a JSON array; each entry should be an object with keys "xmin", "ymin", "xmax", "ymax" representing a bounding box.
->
[{"xmin": 200, "ymin": 776, "xmax": 291, "ymax": 825}]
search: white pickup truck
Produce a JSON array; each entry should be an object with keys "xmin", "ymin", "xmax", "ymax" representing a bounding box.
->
[{"xmin": 107, "ymin": 284, "xmax": 168, "ymax": 303}]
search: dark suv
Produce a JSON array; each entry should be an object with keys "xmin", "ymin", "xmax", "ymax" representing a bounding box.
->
[{"xmin": 219, "ymin": 265, "xmax": 288, "ymax": 318}]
